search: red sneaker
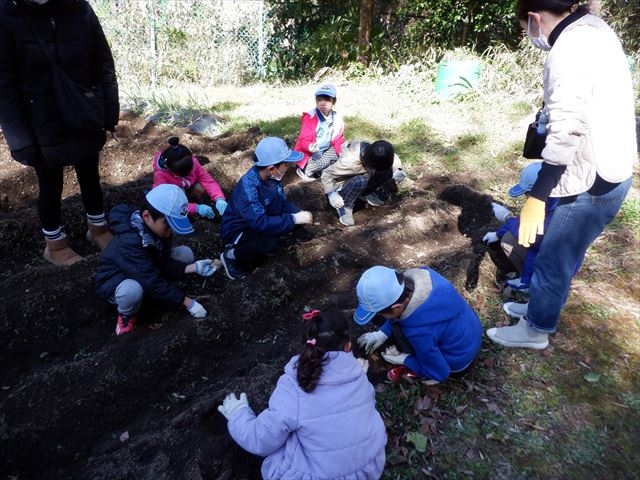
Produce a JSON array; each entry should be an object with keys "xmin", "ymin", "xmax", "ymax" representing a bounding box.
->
[
  {"xmin": 115, "ymin": 314, "xmax": 137, "ymax": 335},
  {"xmin": 387, "ymin": 366, "xmax": 418, "ymax": 382}
]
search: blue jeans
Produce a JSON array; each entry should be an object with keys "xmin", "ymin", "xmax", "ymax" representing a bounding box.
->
[{"xmin": 526, "ymin": 177, "xmax": 632, "ymax": 333}]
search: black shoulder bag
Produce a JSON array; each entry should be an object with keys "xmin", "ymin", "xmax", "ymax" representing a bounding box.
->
[
  {"xmin": 18, "ymin": 6, "xmax": 105, "ymax": 130},
  {"xmin": 522, "ymin": 104, "xmax": 547, "ymax": 159}
]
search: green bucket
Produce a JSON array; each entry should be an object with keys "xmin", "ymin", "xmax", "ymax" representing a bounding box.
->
[{"xmin": 434, "ymin": 60, "xmax": 483, "ymax": 99}]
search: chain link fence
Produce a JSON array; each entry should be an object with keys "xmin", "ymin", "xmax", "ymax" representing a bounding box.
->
[{"xmin": 90, "ymin": 0, "xmax": 269, "ymax": 87}]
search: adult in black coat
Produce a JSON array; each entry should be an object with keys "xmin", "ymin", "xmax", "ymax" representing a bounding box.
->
[{"xmin": 0, "ymin": 0, "xmax": 119, "ymax": 265}]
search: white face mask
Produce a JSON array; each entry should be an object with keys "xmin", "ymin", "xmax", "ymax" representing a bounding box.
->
[
  {"xmin": 270, "ymin": 165, "xmax": 284, "ymax": 182},
  {"xmin": 528, "ymin": 16, "xmax": 551, "ymax": 51}
]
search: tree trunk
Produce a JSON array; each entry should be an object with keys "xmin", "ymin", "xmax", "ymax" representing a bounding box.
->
[{"xmin": 357, "ymin": 0, "xmax": 374, "ymax": 65}]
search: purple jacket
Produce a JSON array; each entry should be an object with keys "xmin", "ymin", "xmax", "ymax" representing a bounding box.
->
[{"xmin": 227, "ymin": 351, "xmax": 386, "ymax": 480}]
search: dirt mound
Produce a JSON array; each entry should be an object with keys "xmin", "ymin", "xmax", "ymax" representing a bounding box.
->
[{"xmin": 0, "ymin": 115, "xmax": 498, "ymax": 479}]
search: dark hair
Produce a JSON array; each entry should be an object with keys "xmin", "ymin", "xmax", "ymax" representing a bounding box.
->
[
  {"xmin": 362, "ymin": 140, "xmax": 394, "ymax": 170},
  {"xmin": 378, "ymin": 272, "xmax": 414, "ymax": 314},
  {"xmin": 316, "ymin": 94, "xmax": 336, "ymax": 104},
  {"xmin": 162, "ymin": 136, "xmax": 194, "ymax": 177},
  {"xmin": 139, "ymin": 198, "xmax": 164, "ymax": 221},
  {"xmin": 515, "ymin": 0, "xmax": 589, "ymax": 20},
  {"xmin": 296, "ymin": 310, "xmax": 350, "ymax": 393}
]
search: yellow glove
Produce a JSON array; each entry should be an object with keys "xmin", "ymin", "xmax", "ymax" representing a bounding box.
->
[{"xmin": 518, "ymin": 197, "xmax": 546, "ymax": 247}]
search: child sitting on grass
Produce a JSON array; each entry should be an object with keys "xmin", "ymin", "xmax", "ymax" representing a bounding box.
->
[
  {"xmin": 218, "ymin": 309, "xmax": 386, "ymax": 480},
  {"xmin": 95, "ymin": 184, "xmax": 219, "ymax": 335},
  {"xmin": 153, "ymin": 136, "xmax": 227, "ymax": 220},
  {"xmin": 294, "ymin": 83, "xmax": 345, "ymax": 182}
]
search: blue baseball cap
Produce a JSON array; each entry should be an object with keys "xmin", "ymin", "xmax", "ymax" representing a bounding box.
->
[
  {"xmin": 145, "ymin": 184, "xmax": 194, "ymax": 235},
  {"xmin": 354, "ymin": 266, "xmax": 405, "ymax": 325},
  {"xmin": 508, "ymin": 162, "xmax": 543, "ymax": 197},
  {"xmin": 255, "ymin": 137, "xmax": 303, "ymax": 167},
  {"xmin": 315, "ymin": 83, "xmax": 337, "ymax": 99}
]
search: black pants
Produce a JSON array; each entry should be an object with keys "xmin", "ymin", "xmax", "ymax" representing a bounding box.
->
[
  {"xmin": 34, "ymin": 153, "xmax": 104, "ymax": 231},
  {"xmin": 233, "ymin": 230, "xmax": 281, "ymax": 269}
]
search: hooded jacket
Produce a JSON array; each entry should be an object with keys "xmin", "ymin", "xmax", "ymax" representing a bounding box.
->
[
  {"xmin": 227, "ymin": 351, "xmax": 387, "ymax": 480},
  {"xmin": 0, "ymin": 0, "xmax": 119, "ymax": 168},
  {"xmin": 541, "ymin": 14, "xmax": 636, "ymax": 196},
  {"xmin": 294, "ymin": 108, "xmax": 345, "ymax": 169},
  {"xmin": 94, "ymin": 205, "xmax": 187, "ymax": 307},
  {"xmin": 152, "ymin": 150, "xmax": 226, "ymax": 216},
  {"xmin": 379, "ymin": 268, "xmax": 482, "ymax": 382}
]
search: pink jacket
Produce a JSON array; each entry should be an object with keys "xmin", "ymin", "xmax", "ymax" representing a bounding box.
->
[
  {"xmin": 294, "ymin": 109, "xmax": 344, "ymax": 169},
  {"xmin": 152, "ymin": 150, "xmax": 225, "ymax": 216}
]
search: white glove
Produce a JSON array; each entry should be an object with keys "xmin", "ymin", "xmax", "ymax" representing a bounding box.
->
[
  {"xmin": 492, "ymin": 202, "xmax": 511, "ymax": 223},
  {"xmin": 193, "ymin": 259, "xmax": 218, "ymax": 277},
  {"xmin": 308, "ymin": 142, "xmax": 319, "ymax": 153},
  {"xmin": 483, "ymin": 232, "xmax": 499, "ymax": 244},
  {"xmin": 292, "ymin": 211, "xmax": 313, "ymax": 225},
  {"xmin": 217, "ymin": 392, "xmax": 249, "ymax": 420},
  {"xmin": 381, "ymin": 345, "xmax": 408, "ymax": 366},
  {"xmin": 187, "ymin": 299, "xmax": 207, "ymax": 318},
  {"xmin": 393, "ymin": 169, "xmax": 407, "ymax": 184},
  {"xmin": 328, "ymin": 191, "xmax": 344, "ymax": 209},
  {"xmin": 356, "ymin": 357, "xmax": 369, "ymax": 374},
  {"xmin": 357, "ymin": 331, "xmax": 388, "ymax": 354}
]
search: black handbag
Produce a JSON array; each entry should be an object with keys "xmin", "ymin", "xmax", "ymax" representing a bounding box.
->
[
  {"xmin": 18, "ymin": 6, "xmax": 105, "ymax": 130},
  {"xmin": 523, "ymin": 105, "xmax": 547, "ymax": 159}
]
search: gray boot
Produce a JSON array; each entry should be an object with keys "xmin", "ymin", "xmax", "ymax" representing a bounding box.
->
[{"xmin": 486, "ymin": 318, "xmax": 549, "ymax": 349}]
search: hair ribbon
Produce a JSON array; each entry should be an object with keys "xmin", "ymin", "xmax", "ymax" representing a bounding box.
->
[
  {"xmin": 306, "ymin": 338, "xmax": 317, "ymax": 346},
  {"xmin": 302, "ymin": 309, "xmax": 321, "ymax": 321}
]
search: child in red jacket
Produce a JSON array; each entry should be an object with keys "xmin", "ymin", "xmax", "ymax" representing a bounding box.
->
[
  {"xmin": 294, "ymin": 83, "xmax": 345, "ymax": 182},
  {"xmin": 152, "ymin": 136, "xmax": 227, "ymax": 220}
]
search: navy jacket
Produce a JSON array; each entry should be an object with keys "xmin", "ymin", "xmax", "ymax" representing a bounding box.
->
[
  {"xmin": 220, "ymin": 166, "xmax": 300, "ymax": 245},
  {"xmin": 95, "ymin": 205, "xmax": 187, "ymax": 307},
  {"xmin": 0, "ymin": 0, "xmax": 119, "ymax": 168}
]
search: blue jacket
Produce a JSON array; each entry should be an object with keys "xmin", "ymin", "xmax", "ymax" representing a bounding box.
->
[
  {"xmin": 94, "ymin": 205, "xmax": 187, "ymax": 307},
  {"xmin": 227, "ymin": 352, "xmax": 386, "ymax": 480},
  {"xmin": 220, "ymin": 166, "xmax": 300, "ymax": 245},
  {"xmin": 496, "ymin": 198, "xmax": 558, "ymax": 285},
  {"xmin": 380, "ymin": 268, "xmax": 482, "ymax": 382}
]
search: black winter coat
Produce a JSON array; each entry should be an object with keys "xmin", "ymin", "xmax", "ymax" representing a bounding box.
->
[
  {"xmin": 0, "ymin": 0, "xmax": 119, "ymax": 168},
  {"xmin": 95, "ymin": 205, "xmax": 188, "ymax": 308}
]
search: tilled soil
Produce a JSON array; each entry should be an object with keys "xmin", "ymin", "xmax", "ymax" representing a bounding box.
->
[{"xmin": 0, "ymin": 114, "xmax": 502, "ymax": 479}]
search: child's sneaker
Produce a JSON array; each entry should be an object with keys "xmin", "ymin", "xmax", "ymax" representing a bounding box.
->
[
  {"xmin": 387, "ymin": 366, "xmax": 418, "ymax": 383},
  {"xmin": 296, "ymin": 167, "xmax": 316, "ymax": 182},
  {"xmin": 220, "ymin": 249, "xmax": 248, "ymax": 280},
  {"xmin": 336, "ymin": 207, "xmax": 354, "ymax": 226},
  {"xmin": 115, "ymin": 314, "xmax": 137, "ymax": 336},
  {"xmin": 360, "ymin": 192, "xmax": 384, "ymax": 207},
  {"xmin": 503, "ymin": 301, "xmax": 528, "ymax": 318}
]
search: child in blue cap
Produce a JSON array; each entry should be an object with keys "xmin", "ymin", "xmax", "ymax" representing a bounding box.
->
[
  {"xmin": 354, "ymin": 265, "xmax": 482, "ymax": 383},
  {"xmin": 483, "ymin": 162, "xmax": 583, "ymax": 318},
  {"xmin": 294, "ymin": 83, "xmax": 345, "ymax": 182},
  {"xmin": 95, "ymin": 184, "xmax": 219, "ymax": 335},
  {"xmin": 219, "ymin": 137, "xmax": 314, "ymax": 280}
]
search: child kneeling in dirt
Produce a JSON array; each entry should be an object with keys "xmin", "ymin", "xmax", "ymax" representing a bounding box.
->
[
  {"xmin": 321, "ymin": 139, "xmax": 406, "ymax": 226},
  {"xmin": 152, "ymin": 136, "xmax": 228, "ymax": 221},
  {"xmin": 95, "ymin": 184, "xmax": 219, "ymax": 335},
  {"xmin": 219, "ymin": 137, "xmax": 313, "ymax": 280},
  {"xmin": 293, "ymin": 82, "xmax": 345, "ymax": 182},
  {"xmin": 355, "ymin": 265, "xmax": 482, "ymax": 383},
  {"xmin": 218, "ymin": 309, "xmax": 386, "ymax": 480}
]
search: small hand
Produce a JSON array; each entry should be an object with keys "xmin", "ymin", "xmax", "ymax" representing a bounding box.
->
[
  {"xmin": 215, "ymin": 199, "xmax": 228, "ymax": 216},
  {"xmin": 483, "ymin": 232, "xmax": 499, "ymax": 244},
  {"xmin": 308, "ymin": 142, "xmax": 319, "ymax": 153},
  {"xmin": 381, "ymin": 346, "xmax": 408, "ymax": 366},
  {"xmin": 193, "ymin": 259, "xmax": 218, "ymax": 277},
  {"xmin": 393, "ymin": 169, "xmax": 407, "ymax": 184},
  {"xmin": 356, "ymin": 357, "xmax": 369, "ymax": 374},
  {"xmin": 328, "ymin": 192, "xmax": 345, "ymax": 209},
  {"xmin": 217, "ymin": 392, "xmax": 249, "ymax": 420},
  {"xmin": 196, "ymin": 204, "xmax": 215, "ymax": 219},
  {"xmin": 292, "ymin": 211, "xmax": 313, "ymax": 225},
  {"xmin": 187, "ymin": 299, "xmax": 207, "ymax": 318},
  {"xmin": 357, "ymin": 331, "xmax": 388, "ymax": 355},
  {"xmin": 491, "ymin": 202, "xmax": 511, "ymax": 223}
]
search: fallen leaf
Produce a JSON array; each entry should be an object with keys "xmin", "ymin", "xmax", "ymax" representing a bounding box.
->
[
  {"xmin": 583, "ymin": 372, "xmax": 601, "ymax": 383},
  {"xmin": 407, "ymin": 431, "xmax": 428, "ymax": 453}
]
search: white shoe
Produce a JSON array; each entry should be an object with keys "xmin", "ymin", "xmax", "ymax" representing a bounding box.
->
[
  {"xmin": 296, "ymin": 167, "xmax": 316, "ymax": 182},
  {"xmin": 337, "ymin": 207, "xmax": 354, "ymax": 226},
  {"xmin": 486, "ymin": 318, "xmax": 549, "ymax": 349},
  {"xmin": 503, "ymin": 302, "xmax": 528, "ymax": 318}
]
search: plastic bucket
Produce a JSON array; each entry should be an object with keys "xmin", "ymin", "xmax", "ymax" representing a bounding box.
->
[{"xmin": 434, "ymin": 60, "xmax": 482, "ymax": 99}]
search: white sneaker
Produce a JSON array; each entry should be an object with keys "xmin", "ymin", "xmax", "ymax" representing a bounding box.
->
[
  {"xmin": 503, "ymin": 302, "xmax": 528, "ymax": 318},
  {"xmin": 337, "ymin": 207, "xmax": 354, "ymax": 226},
  {"xmin": 486, "ymin": 318, "xmax": 549, "ymax": 349},
  {"xmin": 296, "ymin": 167, "xmax": 316, "ymax": 182}
]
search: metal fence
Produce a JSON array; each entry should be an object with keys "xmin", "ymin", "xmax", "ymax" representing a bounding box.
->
[{"xmin": 89, "ymin": 0, "xmax": 268, "ymax": 87}]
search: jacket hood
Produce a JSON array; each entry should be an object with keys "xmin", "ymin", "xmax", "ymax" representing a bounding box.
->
[
  {"xmin": 284, "ymin": 351, "xmax": 363, "ymax": 387},
  {"xmin": 107, "ymin": 204, "xmax": 139, "ymax": 235}
]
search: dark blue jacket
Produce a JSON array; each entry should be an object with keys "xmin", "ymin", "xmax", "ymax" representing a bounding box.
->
[
  {"xmin": 497, "ymin": 198, "xmax": 559, "ymax": 285},
  {"xmin": 380, "ymin": 267, "xmax": 482, "ymax": 382},
  {"xmin": 220, "ymin": 166, "xmax": 300, "ymax": 245},
  {"xmin": 94, "ymin": 205, "xmax": 187, "ymax": 307}
]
